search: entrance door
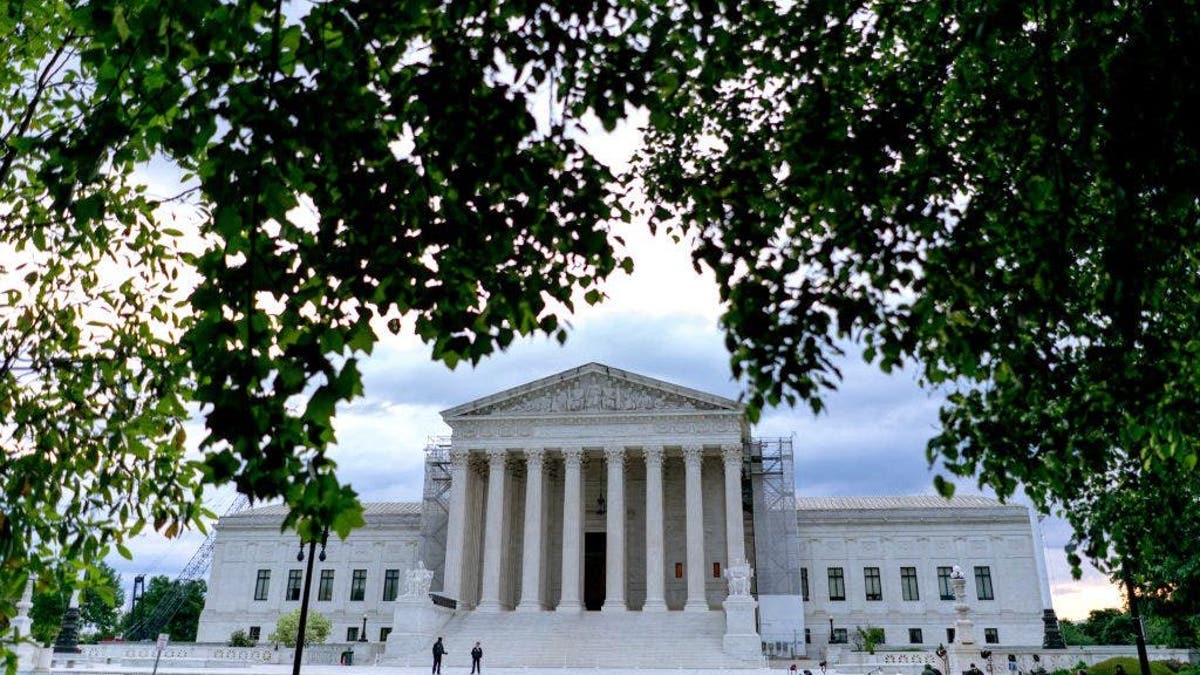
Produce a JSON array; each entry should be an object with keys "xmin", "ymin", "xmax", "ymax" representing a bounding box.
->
[{"xmin": 583, "ymin": 532, "xmax": 606, "ymax": 610}]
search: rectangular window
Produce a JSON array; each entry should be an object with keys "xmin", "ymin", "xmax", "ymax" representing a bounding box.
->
[
  {"xmin": 380, "ymin": 627, "xmax": 392, "ymax": 642},
  {"xmin": 350, "ymin": 569, "xmax": 367, "ymax": 601},
  {"xmin": 253, "ymin": 569, "xmax": 270, "ymax": 601},
  {"xmin": 805, "ymin": 628, "xmax": 811, "ymax": 644},
  {"xmin": 908, "ymin": 628, "xmax": 923, "ymax": 644},
  {"xmin": 383, "ymin": 569, "xmax": 400, "ymax": 602},
  {"xmin": 901, "ymin": 566, "xmax": 920, "ymax": 601},
  {"xmin": 675, "ymin": 562, "xmax": 683, "ymax": 578},
  {"xmin": 831, "ymin": 628, "xmax": 848, "ymax": 644},
  {"xmin": 286, "ymin": 569, "xmax": 302, "ymax": 601},
  {"xmin": 318, "ymin": 570, "xmax": 335, "ymax": 601},
  {"xmin": 864, "ymin": 567, "xmax": 882, "ymax": 601},
  {"xmin": 347, "ymin": 626, "xmax": 359, "ymax": 642},
  {"xmin": 248, "ymin": 626, "xmax": 261, "ymax": 641},
  {"xmin": 801, "ymin": 568, "xmax": 810, "ymax": 601},
  {"xmin": 827, "ymin": 567, "xmax": 846, "ymax": 601},
  {"xmin": 713, "ymin": 562, "xmax": 721, "ymax": 578},
  {"xmin": 937, "ymin": 566, "xmax": 955, "ymax": 600},
  {"xmin": 946, "ymin": 628, "xmax": 956, "ymax": 643},
  {"xmin": 877, "ymin": 629, "xmax": 886, "ymax": 644},
  {"xmin": 975, "ymin": 566, "xmax": 995, "ymax": 600},
  {"xmin": 984, "ymin": 628, "xmax": 999, "ymax": 644}
]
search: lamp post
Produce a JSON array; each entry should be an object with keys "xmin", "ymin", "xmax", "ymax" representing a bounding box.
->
[
  {"xmin": 359, "ymin": 613, "xmax": 368, "ymax": 642},
  {"xmin": 291, "ymin": 527, "xmax": 328, "ymax": 675}
]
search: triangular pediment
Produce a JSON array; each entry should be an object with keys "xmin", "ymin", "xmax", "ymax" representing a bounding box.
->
[{"xmin": 441, "ymin": 363, "xmax": 741, "ymax": 419}]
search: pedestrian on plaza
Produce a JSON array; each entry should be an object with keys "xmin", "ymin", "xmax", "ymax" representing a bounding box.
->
[
  {"xmin": 967, "ymin": 664, "xmax": 985, "ymax": 675},
  {"xmin": 923, "ymin": 664, "xmax": 939, "ymax": 675},
  {"xmin": 471, "ymin": 641, "xmax": 483, "ymax": 674},
  {"xmin": 432, "ymin": 637, "xmax": 446, "ymax": 675}
]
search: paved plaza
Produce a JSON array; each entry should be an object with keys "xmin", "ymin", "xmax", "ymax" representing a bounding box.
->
[{"xmin": 48, "ymin": 667, "xmax": 779, "ymax": 675}]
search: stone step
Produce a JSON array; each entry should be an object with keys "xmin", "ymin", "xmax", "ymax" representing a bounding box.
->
[{"xmin": 385, "ymin": 610, "xmax": 761, "ymax": 669}]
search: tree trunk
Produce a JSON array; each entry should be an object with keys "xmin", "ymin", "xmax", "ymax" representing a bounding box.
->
[{"xmin": 1122, "ymin": 564, "xmax": 1152, "ymax": 675}]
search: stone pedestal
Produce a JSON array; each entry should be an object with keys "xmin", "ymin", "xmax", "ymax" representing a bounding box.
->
[
  {"xmin": 722, "ymin": 560, "xmax": 761, "ymax": 661},
  {"xmin": 386, "ymin": 598, "xmax": 448, "ymax": 656},
  {"xmin": 722, "ymin": 595, "xmax": 761, "ymax": 660},
  {"xmin": 948, "ymin": 567, "xmax": 977, "ymax": 675}
]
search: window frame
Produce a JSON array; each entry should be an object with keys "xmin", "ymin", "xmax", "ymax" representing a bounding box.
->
[
  {"xmin": 286, "ymin": 569, "xmax": 302, "ymax": 602},
  {"xmin": 901, "ymin": 566, "xmax": 920, "ymax": 601},
  {"xmin": 864, "ymin": 566, "xmax": 883, "ymax": 601},
  {"xmin": 248, "ymin": 626, "xmax": 261, "ymax": 641},
  {"xmin": 318, "ymin": 569, "xmax": 335, "ymax": 601},
  {"xmin": 828, "ymin": 567, "xmax": 846, "ymax": 601},
  {"xmin": 984, "ymin": 628, "xmax": 999, "ymax": 644},
  {"xmin": 253, "ymin": 569, "xmax": 271, "ymax": 601},
  {"xmin": 350, "ymin": 568, "xmax": 367, "ymax": 602},
  {"xmin": 937, "ymin": 566, "xmax": 955, "ymax": 600},
  {"xmin": 383, "ymin": 568, "xmax": 400, "ymax": 602},
  {"xmin": 975, "ymin": 566, "xmax": 995, "ymax": 601},
  {"xmin": 908, "ymin": 628, "xmax": 923, "ymax": 645},
  {"xmin": 801, "ymin": 567, "xmax": 810, "ymax": 601},
  {"xmin": 346, "ymin": 626, "xmax": 359, "ymax": 642},
  {"xmin": 831, "ymin": 628, "xmax": 848, "ymax": 644}
]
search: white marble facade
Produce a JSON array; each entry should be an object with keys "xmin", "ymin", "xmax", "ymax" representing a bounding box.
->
[
  {"xmin": 437, "ymin": 364, "xmax": 749, "ymax": 614},
  {"xmin": 195, "ymin": 363, "xmax": 1051, "ymax": 659}
]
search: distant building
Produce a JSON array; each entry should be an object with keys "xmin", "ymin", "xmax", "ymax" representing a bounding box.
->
[{"xmin": 196, "ymin": 363, "xmax": 1057, "ymax": 667}]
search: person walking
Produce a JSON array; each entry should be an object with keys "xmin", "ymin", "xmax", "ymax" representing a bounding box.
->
[
  {"xmin": 432, "ymin": 637, "xmax": 446, "ymax": 675},
  {"xmin": 471, "ymin": 641, "xmax": 483, "ymax": 674}
]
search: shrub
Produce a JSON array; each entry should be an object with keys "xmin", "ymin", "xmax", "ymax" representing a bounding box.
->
[
  {"xmin": 228, "ymin": 629, "xmax": 255, "ymax": 647},
  {"xmin": 1087, "ymin": 657, "xmax": 1176, "ymax": 675},
  {"xmin": 268, "ymin": 609, "xmax": 331, "ymax": 648}
]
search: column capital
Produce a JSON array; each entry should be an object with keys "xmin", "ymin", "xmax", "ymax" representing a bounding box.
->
[
  {"xmin": 561, "ymin": 446, "xmax": 584, "ymax": 464},
  {"xmin": 643, "ymin": 445, "xmax": 665, "ymax": 464},
  {"xmin": 525, "ymin": 447, "xmax": 546, "ymax": 465},
  {"xmin": 449, "ymin": 447, "xmax": 470, "ymax": 466},
  {"xmin": 721, "ymin": 443, "xmax": 743, "ymax": 464},
  {"xmin": 485, "ymin": 447, "xmax": 508, "ymax": 467},
  {"xmin": 682, "ymin": 443, "xmax": 704, "ymax": 463},
  {"xmin": 604, "ymin": 445, "xmax": 626, "ymax": 466}
]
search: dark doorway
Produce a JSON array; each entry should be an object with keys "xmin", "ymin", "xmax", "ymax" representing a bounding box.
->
[{"xmin": 584, "ymin": 532, "xmax": 606, "ymax": 610}]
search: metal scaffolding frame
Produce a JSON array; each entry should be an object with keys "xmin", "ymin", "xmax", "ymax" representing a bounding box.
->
[
  {"xmin": 748, "ymin": 436, "xmax": 805, "ymax": 657},
  {"xmin": 420, "ymin": 437, "xmax": 452, "ymax": 592},
  {"xmin": 748, "ymin": 436, "xmax": 801, "ymax": 595}
]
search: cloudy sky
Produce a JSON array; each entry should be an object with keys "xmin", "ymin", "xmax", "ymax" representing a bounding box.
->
[{"xmin": 106, "ymin": 197, "xmax": 1121, "ymax": 623}]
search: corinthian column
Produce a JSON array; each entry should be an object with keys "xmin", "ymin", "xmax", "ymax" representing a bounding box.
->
[
  {"xmin": 722, "ymin": 444, "xmax": 747, "ymax": 566},
  {"xmin": 603, "ymin": 445, "xmax": 627, "ymax": 612},
  {"xmin": 642, "ymin": 445, "xmax": 667, "ymax": 612},
  {"xmin": 516, "ymin": 448, "xmax": 546, "ymax": 612},
  {"xmin": 557, "ymin": 446, "xmax": 584, "ymax": 611},
  {"xmin": 441, "ymin": 447, "xmax": 470, "ymax": 601},
  {"xmin": 683, "ymin": 444, "xmax": 708, "ymax": 612},
  {"xmin": 476, "ymin": 448, "xmax": 508, "ymax": 612}
]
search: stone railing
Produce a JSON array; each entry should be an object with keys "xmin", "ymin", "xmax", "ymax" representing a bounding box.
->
[
  {"xmin": 825, "ymin": 645, "xmax": 1196, "ymax": 675},
  {"xmin": 73, "ymin": 641, "xmax": 387, "ymax": 667}
]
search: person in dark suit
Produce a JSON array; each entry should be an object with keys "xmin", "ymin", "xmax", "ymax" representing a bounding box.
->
[
  {"xmin": 471, "ymin": 641, "xmax": 483, "ymax": 674},
  {"xmin": 432, "ymin": 637, "xmax": 446, "ymax": 674}
]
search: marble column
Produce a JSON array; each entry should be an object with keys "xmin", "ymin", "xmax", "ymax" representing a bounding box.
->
[
  {"xmin": 516, "ymin": 448, "xmax": 546, "ymax": 612},
  {"xmin": 722, "ymin": 444, "xmax": 747, "ymax": 566},
  {"xmin": 603, "ymin": 446, "xmax": 627, "ymax": 611},
  {"xmin": 683, "ymin": 444, "xmax": 708, "ymax": 612},
  {"xmin": 642, "ymin": 445, "xmax": 667, "ymax": 612},
  {"xmin": 557, "ymin": 446, "xmax": 584, "ymax": 611},
  {"xmin": 441, "ymin": 448, "xmax": 470, "ymax": 601},
  {"xmin": 476, "ymin": 448, "xmax": 508, "ymax": 612}
]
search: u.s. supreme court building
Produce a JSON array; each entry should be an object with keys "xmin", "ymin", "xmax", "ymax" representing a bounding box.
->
[{"xmin": 196, "ymin": 363, "xmax": 1060, "ymax": 668}]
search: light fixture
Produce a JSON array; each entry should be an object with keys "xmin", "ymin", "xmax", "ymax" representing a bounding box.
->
[{"xmin": 595, "ymin": 495, "xmax": 606, "ymax": 515}]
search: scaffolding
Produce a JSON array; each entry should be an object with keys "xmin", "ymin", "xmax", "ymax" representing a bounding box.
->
[
  {"xmin": 124, "ymin": 494, "xmax": 249, "ymax": 640},
  {"xmin": 748, "ymin": 436, "xmax": 805, "ymax": 657},
  {"xmin": 420, "ymin": 437, "xmax": 453, "ymax": 593}
]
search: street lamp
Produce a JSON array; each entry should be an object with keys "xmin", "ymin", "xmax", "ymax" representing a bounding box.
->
[
  {"xmin": 359, "ymin": 614, "xmax": 368, "ymax": 642},
  {"xmin": 291, "ymin": 526, "xmax": 329, "ymax": 675}
]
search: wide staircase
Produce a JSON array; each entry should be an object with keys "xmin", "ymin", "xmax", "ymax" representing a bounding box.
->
[{"xmin": 386, "ymin": 609, "xmax": 764, "ymax": 669}]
